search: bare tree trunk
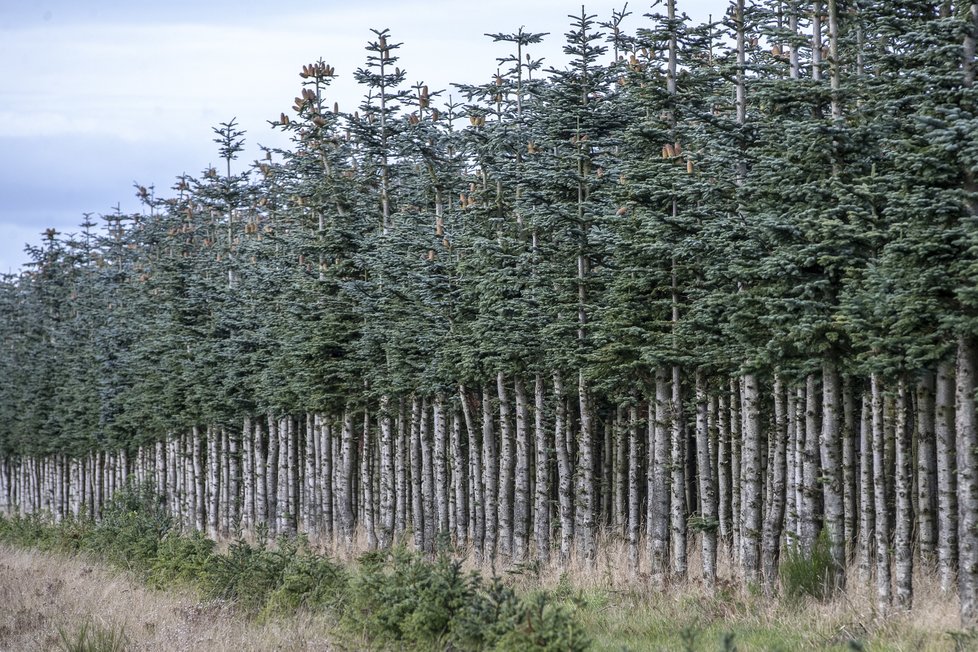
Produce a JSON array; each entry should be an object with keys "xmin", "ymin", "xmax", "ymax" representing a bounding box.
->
[
  {"xmin": 460, "ymin": 387, "xmax": 484, "ymax": 560},
  {"xmin": 956, "ymin": 335, "xmax": 978, "ymax": 626},
  {"xmin": 553, "ymin": 373, "xmax": 573, "ymax": 564},
  {"xmin": 696, "ymin": 372, "xmax": 717, "ymax": 586},
  {"xmin": 841, "ymin": 377, "xmax": 858, "ymax": 561},
  {"xmin": 266, "ymin": 417, "xmax": 279, "ymax": 535},
  {"xmin": 228, "ymin": 427, "xmax": 239, "ymax": 536},
  {"xmin": 513, "ymin": 378, "xmax": 530, "ymax": 561},
  {"xmin": 785, "ymin": 387, "xmax": 799, "ymax": 551},
  {"xmin": 740, "ymin": 373, "xmax": 762, "ymax": 582},
  {"xmin": 451, "ymin": 407, "xmax": 468, "ymax": 546},
  {"xmin": 613, "ymin": 407, "xmax": 626, "ymax": 533},
  {"xmin": 626, "ymin": 404, "xmax": 640, "ymax": 576},
  {"xmin": 497, "ymin": 374, "xmax": 514, "ymax": 559},
  {"xmin": 433, "ymin": 394, "xmax": 449, "ymax": 541},
  {"xmin": 410, "ymin": 397, "xmax": 425, "ymax": 551},
  {"xmin": 482, "ymin": 386, "xmax": 499, "ymax": 563},
  {"xmin": 762, "ymin": 374, "xmax": 788, "ymax": 586},
  {"xmin": 533, "ymin": 375, "xmax": 550, "ymax": 564},
  {"xmin": 916, "ymin": 372, "xmax": 938, "ymax": 565},
  {"xmin": 207, "ymin": 427, "xmax": 220, "ymax": 539},
  {"xmin": 578, "ymin": 371, "xmax": 597, "ymax": 566},
  {"xmin": 730, "ymin": 378, "xmax": 742, "ymax": 557},
  {"xmin": 396, "ymin": 399, "xmax": 408, "ymax": 538},
  {"xmin": 304, "ymin": 415, "xmax": 317, "ymax": 535},
  {"xmin": 650, "ymin": 367, "xmax": 671, "ymax": 582},
  {"xmin": 858, "ymin": 393, "xmax": 874, "ymax": 582},
  {"xmin": 192, "ymin": 426, "xmax": 205, "ymax": 532},
  {"xmin": 379, "ymin": 396, "xmax": 395, "ymax": 548},
  {"xmin": 894, "ymin": 379, "xmax": 914, "ymax": 609},
  {"xmin": 254, "ymin": 419, "xmax": 267, "ymax": 531},
  {"xmin": 363, "ymin": 409, "xmax": 377, "ymax": 549},
  {"xmin": 937, "ymin": 360, "xmax": 959, "ymax": 593},
  {"xmin": 871, "ymin": 374, "xmax": 892, "ymax": 611},
  {"xmin": 421, "ymin": 398, "xmax": 436, "ymax": 552},
  {"xmin": 318, "ymin": 415, "xmax": 334, "ymax": 543},
  {"xmin": 718, "ymin": 392, "xmax": 732, "ymax": 556},
  {"xmin": 800, "ymin": 374, "xmax": 821, "ymax": 555},
  {"xmin": 339, "ymin": 409, "xmax": 356, "ymax": 551},
  {"xmin": 821, "ymin": 358, "xmax": 845, "ymax": 586},
  {"xmin": 241, "ymin": 417, "xmax": 256, "ymax": 533},
  {"xmin": 276, "ymin": 418, "xmax": 290, "ymax": 535}
]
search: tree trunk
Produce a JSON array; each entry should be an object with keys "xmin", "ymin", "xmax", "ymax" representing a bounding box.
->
[
  {"xmin": 304, "ymin": 415, "xmax": 317, "ymax": 535},
  {"xmin": 894, "ymin": 379, "xmax": 914, "ymax": 609},
  {"xmin": 339, "ymin": 409, "xmax": 356, "ymax": 551},
  {"xmin": 650, "ymin": 367, "xmax": 671, "ymax": 582},
  {"xmin": 533, "ymin": 374, "xmax": 550, "ymax": 564},
  {"xmin": 207, "ymin": 426, "xmax": 220, "ymax": 539},
  {"xmin": 740, "ymin": 373, "xmax": 762, "ymax": 582},
  {"xmin": 916, "ymin": 372, "xmax": 938, "ymax": 565},
  {"xmin": 841, "ymin": 377, "xmax": 858, "ymax": 561},
  {"xmin": 240, "ymin": 417, "xmax": 255, "ymax": 533},
  {"xmin": 319, "ymin": 415, "xmax": 334, "ymax": 543},
  {"xmin": 553, "ymin": 373, "xmax": 573, "ymax": 564},
  {"xmin": 626, "ymin": 404, "xmax": 641, "ymax": 576},
  {"xmin": 379, "ymin": 396, "xmax": 395, "ymax": 548},
  {"xmin": 433, "ymin": 394, "xmax": 449, "ymax": 540},
  {"xmin": 513, "ymin": 378, "xmax": 530, "ymax": 561},
  {"xmin": 421, "ymin": 398, "xmax": 436, "ymax": 552},
  {"xmin": 254, "ymin": 419, "xmax": 267, "ymax": 532},
  {"xmin": 192, "ymin": 426, "xmax": 205, "ymax": 532},
  {"xmin": 460, "ymin": 386, "xmax": 484, "ymax": 560},
  {"xmin": 956, "ymin": 335, "xmax": 978, "ymax": 626},
  {"xmin": 451, "ymin": 407, "xmax": 468, "ymax": 546},
  {"xmin": 762, "ymin": 374, "xmax": 788, "ymax": 586},
  {"xmin": 820, "ymin": 358, "xmax": 845, "ymax": 585},
  {"xmin": 871, "ymin": 374, "xmax": 892, "ymax": 611},
  {"xmin": 730, "ymin": 378, "xmax": 742, "ymax": 557},
  {"xmin": 266, "ymin": 417, "xmax": 279, "ymax": 535},
  {"xmin": 937, "ymin": 360, "xmax": 959, "ymax": 594},
  {"xmin": 363, "ymin": 410, "xmax": 377, "ymax": 549},
  {"xmin": 482, "ymin": 387, "xmax": 499, "ymax": 563},
  {"xmin": 497, "ymin": 374, "xmax": 514, "ymax": 559},
  {"xmin": 696, "ymin": 372, "xmax": 717, "ymax": 586},
  {"xmin": 410, "ymin": 397, "xmax": 425, "ymax": 551},
  {"xmin": 396, "ymin": 399, "xmax": 408, "ymax": 538},
  {"xmin": 718, "ymin": 392, "xmax": 732, "ymax": 556},
  {"xmin": 800, "ymin": 373, "xmax": 821, "ymax": 555},
  {"xmin": 858, "ymin": 393, "xmax": 874, "ymax": 582}
]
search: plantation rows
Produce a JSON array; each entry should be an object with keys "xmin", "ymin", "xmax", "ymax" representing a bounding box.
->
[{"xmin": 2, "ymin": 0, "xmax": 978, "ymax": 628}]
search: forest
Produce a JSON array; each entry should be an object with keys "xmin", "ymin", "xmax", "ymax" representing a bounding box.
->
[{"xmin": 1, "ymin": 0, "xmax": 978, "ymax": 633}]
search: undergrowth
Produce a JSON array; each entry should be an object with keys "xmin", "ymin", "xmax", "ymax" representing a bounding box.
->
[{"xmin": 0, "ymin": 485, "xmax": 588, "ymax": 651}]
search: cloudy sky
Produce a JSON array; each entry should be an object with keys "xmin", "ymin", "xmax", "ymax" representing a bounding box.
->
[{"xmin": 0, "ymin": 0, "xmax": 725, "ymax": 273}]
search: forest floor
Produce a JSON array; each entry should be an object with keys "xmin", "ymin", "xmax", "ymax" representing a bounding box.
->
[
  {"xmin": 0, "ymin": 539, "xmax": 970, "ymax": 651},
  {"xmin": 0, "ymin": 545, "xmax": 337, "ymax": 651}
]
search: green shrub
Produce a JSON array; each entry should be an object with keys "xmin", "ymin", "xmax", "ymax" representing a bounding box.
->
[
  {"xmin": 57, "ymin": 619, "xmax": 129, "ymax": 652},
  {"xmin": 344, "ymin": 548, "xmax": 590, "ymax": 651},
  {"xmin": 264, "ymin": 547, "xmax": 347, "ymax": 615},
  {"xmin": 84, "ymin": 483, "xmax": 170, "ymax": 573},
  {"xmin": 203, "ymin": 536, "xmax": 287, "ymax": 612},
  {"xmin": 779, "ymin": 530, "xmax": 836, "ymax": 601},
  {"xmin": 149, "ymin": 530, "xmax": 216, "ymax": 589}
]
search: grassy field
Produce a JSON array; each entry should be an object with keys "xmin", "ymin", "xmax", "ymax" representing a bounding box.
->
[
  {"xmin": 0, "ymin": 545, "xmax": 339, "ymax": 651},
  {"xmin": 0, "ymin": 495, "xmax": 971, "ymax": 651},
  {"xmin": 1, "ymin": 543, "xmax": 968, "ymax": 651}
]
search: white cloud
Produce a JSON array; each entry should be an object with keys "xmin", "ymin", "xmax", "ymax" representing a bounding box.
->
[{"xmin": 0, "ymin": 0, "xmax": 726, "ymax": 271}]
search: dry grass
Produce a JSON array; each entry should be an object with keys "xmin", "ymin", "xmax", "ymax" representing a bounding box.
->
[
  {"xmin": 0, "ymin": 528, "xmax": 969, "ymax": 652},
  {"xmin": 0, "ymin": 545, "xmax": 339, "ymax": 651},
  {"xmin": 304, "ymin": 528, "xmax": 966, "ymax": 650}
]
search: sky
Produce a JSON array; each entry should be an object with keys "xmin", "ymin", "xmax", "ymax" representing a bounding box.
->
[{"xmin": 0, "ymin": 0, "xmax": 726, "ymax": 274}]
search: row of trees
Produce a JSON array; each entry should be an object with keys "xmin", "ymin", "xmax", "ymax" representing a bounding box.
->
[{"xmin": 2, "ymin": 0, "xmax": 978, "ymax": 625}]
